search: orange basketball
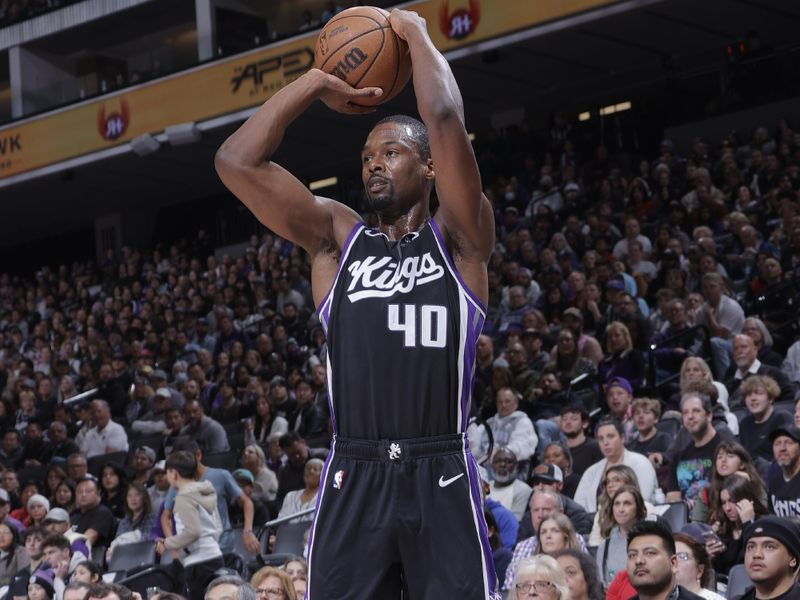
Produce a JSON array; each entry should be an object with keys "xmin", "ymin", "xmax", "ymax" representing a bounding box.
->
[{"xmin": 314, "ymin": 6, "xmax": 412, "ymax": 106}]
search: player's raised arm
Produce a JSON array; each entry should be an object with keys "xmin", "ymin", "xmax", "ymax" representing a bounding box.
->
[
  {"xmin": 388, "ymin": 9, "xmax": 494, "ymax": 260},
  {"xmin": 214, "ymin": 69, "xmax": 381, "ymax": 254}
]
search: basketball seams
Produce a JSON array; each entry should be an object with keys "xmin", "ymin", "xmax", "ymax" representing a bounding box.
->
[
  {"xmin": 317, "ymin": 14, "xmax": 387, "ymax": 72},
  {"xmin": 352, "ymin": 26, "xmax": 387, "ymax": 88}
]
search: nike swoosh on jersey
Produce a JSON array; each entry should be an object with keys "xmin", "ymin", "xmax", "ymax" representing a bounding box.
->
[{"xmin": 438, "ymin": 473, "xmax": 465, "ymax": 488}]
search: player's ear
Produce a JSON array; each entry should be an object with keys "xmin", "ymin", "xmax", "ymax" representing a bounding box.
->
[{"xmin": 425, "ymin": 158, "xmax": 435, "ymax": 180}]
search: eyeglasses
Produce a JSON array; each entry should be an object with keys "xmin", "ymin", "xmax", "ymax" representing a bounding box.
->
[
  {"xmin": 256, "ymin": 588, "xmax": 285, "ymax": 599},
  {"xmin": 515, "ymin": 581, "xmax": 556, "ymax": 594},
  {"xmin": 676, "ymin": 552, "xmax": 694, "ymax": 562}
]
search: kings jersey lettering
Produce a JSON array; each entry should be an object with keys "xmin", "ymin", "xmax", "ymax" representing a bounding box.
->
[{"xmin": 346, "ymin": 252, "xmax": 444, "ymax": 302}]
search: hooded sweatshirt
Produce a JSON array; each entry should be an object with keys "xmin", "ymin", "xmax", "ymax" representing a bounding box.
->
[{"xmin": 163, "ymin": 480, "xmax": 222, "ymax": 566}]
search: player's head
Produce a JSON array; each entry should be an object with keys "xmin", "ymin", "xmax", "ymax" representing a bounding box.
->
[{"xmin": 362, "ymin": 115, "xmax": 434, "ymax": 214}]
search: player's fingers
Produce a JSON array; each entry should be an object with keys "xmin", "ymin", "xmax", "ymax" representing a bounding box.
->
[{"xmin": 350, "ymin": 87, "xmax": 383, "ymax": 99}]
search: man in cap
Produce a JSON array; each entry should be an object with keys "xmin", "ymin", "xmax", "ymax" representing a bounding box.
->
[
  {"xmin": 626, "ymin": 518, "xmax": 703, "ymax": 600},
  {"xmin": 43, "ymin": 508, "xmax": 89, "ymax": 556},
  {"xmin": 769, "ymin": 427, "xmax": 800, "ymax": 518},
  {"xmin": 149, "ymin": 369, "xmax": 184, "ymax": 408},
  {"xmin": 147, "ymin": 460, "xmax": 170, "ymax": 509},
  {"xmin": 605, "ymin": 377, "xmax": 636, "ymax": 443},
  {"xmin": 518, "ymin": 463, "xmax": 592, "ymax": 536},
  {"xmin": 741, "ymin": 516, "xmax": 800, "ymax": 600},
  {"xmin": 230, "ymin": 468, "xmax": 270, "ymax": 527},
  {"xmin": 130, "ymin": 385, "xmax": 172, "ymax": 435}
]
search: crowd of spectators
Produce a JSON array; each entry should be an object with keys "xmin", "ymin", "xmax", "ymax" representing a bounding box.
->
[
  {"xmin": 0, "ymin": 0, "xmax": 75, "ymax": 27},
  {"xmin": 0, "ymin": 105, "xmax": 799, "ymax": 597}
]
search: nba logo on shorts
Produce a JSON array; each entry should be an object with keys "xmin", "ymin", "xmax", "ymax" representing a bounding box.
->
[{"xmin": 333, "ymin": 469, "xmax": 345, "ymax": 489}]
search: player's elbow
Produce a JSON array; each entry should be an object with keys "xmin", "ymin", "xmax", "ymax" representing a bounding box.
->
[{"xmin": 214, "ymin": 144, "xmax": 241, "ymax": 177}]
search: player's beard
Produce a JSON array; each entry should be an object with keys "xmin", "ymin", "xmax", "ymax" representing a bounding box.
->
[{"xmin": 368, "ymin": 192, "xmax": 393, "ymax": 212}]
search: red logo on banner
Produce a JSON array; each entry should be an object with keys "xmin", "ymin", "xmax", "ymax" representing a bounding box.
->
[
  {"xmin": 439, "ymin": 0, "xmax": 480, "ymax": 40},
  {"xmin": 97, "ymin": 100, "xmax": 130, "ymax": 141}
]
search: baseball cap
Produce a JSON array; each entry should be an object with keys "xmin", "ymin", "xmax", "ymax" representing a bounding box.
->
[
  {"xmin": 44, "ymin": 507, "xmax": 70, "ymax": 523},
  {"xmin": 153, "ymin": 460, "xmax": 166, "ymax": 472},
  {"xmin": 532, "ymin": 464, "xmax": 563, "ymax": 484},
  {"xmin": 564, "ymin": 183, "xmax": 580, "ymax": 193},
  {"xmin": 563, "ymin": 307, "xmax": 583, "ymax": 320},
  {"xmin": 606, "ymin": 280, "xmax": 625, "ymax": 291},
  {"xmin": 135, "ymin": 446, "xmax": 157, "ymax": 463},
  {"xmin": 29, "ymin": 570, "xmax": 55, "ymax": 597},
  {"xmin": 770, "ymin": 426, "xmax": 800, "ymax": 444},
  {"xmin": 232, "ymin": 469, "xmax": 254, "ymax": 484},
  {"xmin": 20, "ymin": 378, "xmax": 36, "ymax": 390},
  {"xmin": 606, "ymin": 377, "xmax": 633, "ymax": 396},
  {"xmin": 681, "ymin": 522, "xmax": 714, "ymax": 546},
  {"xmin": 493, "ymin": 358, "xmax": 510, "ymax": 369},
  {"xmin": 743, "ymin": 516, "xmax": 800, "ymax": 561},
  {"xmin": 155, "ymin": 387, "xmax": 171, "ymax": 399},
  {"xmin": 151, "ymin": 369, "xmax": 168, "ymax": 381}
]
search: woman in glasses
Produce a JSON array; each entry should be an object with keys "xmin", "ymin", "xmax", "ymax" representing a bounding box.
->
[
  {"xmin": 250, "ymin": 566, "xmax": 297, "ymax": 600},
  {"xmin": 508, "ymin": 554, "xmax": 571, "ymax": 600},
  {"xmin": 673, "ymin": 532, "xmax": 725, "ymax": 600}
]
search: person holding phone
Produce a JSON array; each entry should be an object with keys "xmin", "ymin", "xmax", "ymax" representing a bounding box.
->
[{"xmin": 706, "ymin": 473, "xmax": 768, "ymax": 574}]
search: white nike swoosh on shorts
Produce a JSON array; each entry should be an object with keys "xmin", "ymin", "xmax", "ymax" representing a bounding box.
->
[{"xmin": 438, "ymin": 473, "xmax": 464, "ymax": 488}]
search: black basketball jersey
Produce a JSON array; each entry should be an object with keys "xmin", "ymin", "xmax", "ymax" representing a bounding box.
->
[{"xmin": 318, "ymin": 219, "xmax": 485, "ymax": 440}]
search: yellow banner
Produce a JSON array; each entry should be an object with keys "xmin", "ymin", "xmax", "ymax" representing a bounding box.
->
[{"xmin": 0, "ymin": 0, "xmax": 616, "ymax": 179}]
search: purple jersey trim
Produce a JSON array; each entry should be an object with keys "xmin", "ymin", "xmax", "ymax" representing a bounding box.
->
[
  {"xmin": 305, "ymin": 442, "xmax": 335, "ymax": 596},
  {"xmin": 317, "ymin": 222, "xmax": 364, "ymax": 330},
  {"xmin": 464, "ymin": 446, "xmax": 499, "ymax": 595}
]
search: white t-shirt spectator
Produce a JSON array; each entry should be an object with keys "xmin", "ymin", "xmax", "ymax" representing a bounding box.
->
[
  {"xmin": 573, "ymin": 449, "xmax": 657, "ymax": 513},
  {"xmin": 80, "ymin": 420, "xmax": 129, "ymax": 458}
]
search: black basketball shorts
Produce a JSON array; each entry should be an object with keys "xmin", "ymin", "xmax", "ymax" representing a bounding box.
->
[{"xmin": 306, "ymin": 433, "xmax": 500, "ymax": 599}]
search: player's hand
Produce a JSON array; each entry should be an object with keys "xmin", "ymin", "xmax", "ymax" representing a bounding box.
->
[
  {"xmin": 155, "ymin": 538, "xmax": 166, "ymax": 555},
  {"xmin": 313, "ymin": 70, "xmax": 382, "ymax": 114},
  {"xmin": 388, "ymin": 9, "xmax": 427, "ymax": 41}
]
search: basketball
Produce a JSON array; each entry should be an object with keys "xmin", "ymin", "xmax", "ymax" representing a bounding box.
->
[{"xmin": 314, "ymin": 6, "xmax": 412, "ymax": 106}]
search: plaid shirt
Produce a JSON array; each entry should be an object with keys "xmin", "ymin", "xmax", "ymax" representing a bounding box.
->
[{"xmin": 503, "ymin": 534, "xmax": 590, "ymax": 590}]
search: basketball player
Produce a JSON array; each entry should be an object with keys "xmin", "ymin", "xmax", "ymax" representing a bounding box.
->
[{"xmin": 216, "ymin": 9, "xmax": 496, "ymax": 599}]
